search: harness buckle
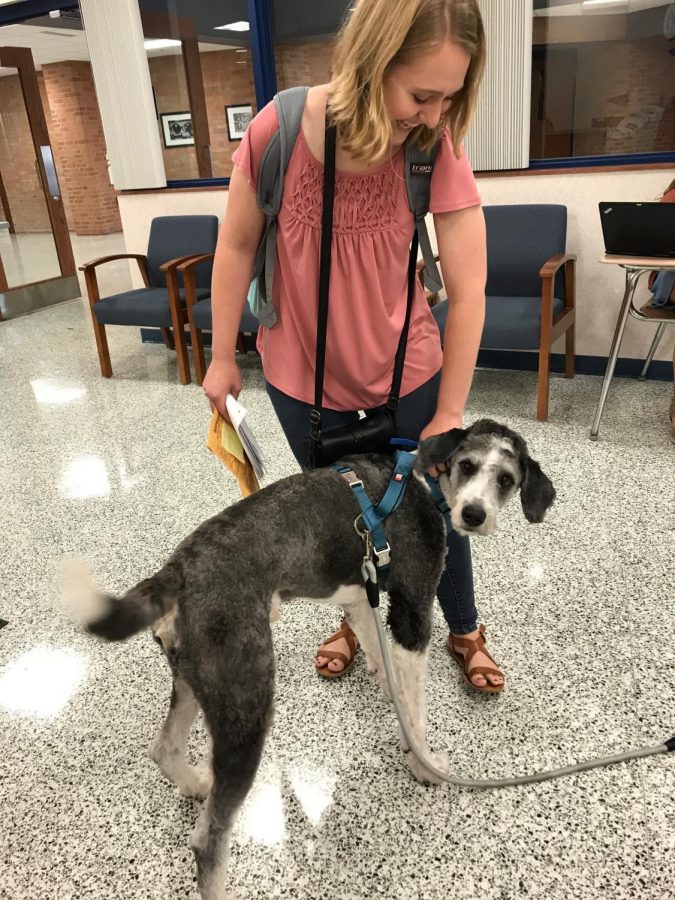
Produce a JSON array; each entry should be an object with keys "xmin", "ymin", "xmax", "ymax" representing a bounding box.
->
[{"xmin": 373, "ymin": 543, "xmax": 391, "ymax": 568}]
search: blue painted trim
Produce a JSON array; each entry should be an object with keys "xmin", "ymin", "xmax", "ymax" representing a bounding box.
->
[
  {"xmin": 0, "ymin": 1, "xmax": 77, "ymax": 25},
  {"xmin": 165, "ymin": 177, "xmax": 230, "ymax": 189},
  {"xmin": 528, "ymin": 151, "xmax": 675, "ymax": 171},
  {"xmin": 247, "ymin": 0, "xmax": 277, "ymax": 110},
  {"xmin": 476, "ymin": 349, "xmax": 672, "ymax": 382},
  {"xmin": 138, "ymin": 331, "xmax": 672, "ymax": 382}
]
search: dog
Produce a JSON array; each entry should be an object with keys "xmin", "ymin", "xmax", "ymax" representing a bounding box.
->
[{"xmin": 61, "ymin": 418, "xmax": 555, "ymax": 900}]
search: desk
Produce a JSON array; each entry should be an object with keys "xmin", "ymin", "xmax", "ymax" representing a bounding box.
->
[{"xmin": 590, "ymin": 255, "xmax": 675, "ymax": 440}]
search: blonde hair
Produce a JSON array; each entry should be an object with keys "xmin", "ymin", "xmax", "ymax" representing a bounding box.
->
[{"xmin": 329, "ymin": 0, "xmax": 486, "ymax": 162}]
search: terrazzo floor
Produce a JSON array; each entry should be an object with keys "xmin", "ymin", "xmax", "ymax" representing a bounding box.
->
[{"xmin": 1, "ymin": 293, "xmax": 674, "ymax": 900}]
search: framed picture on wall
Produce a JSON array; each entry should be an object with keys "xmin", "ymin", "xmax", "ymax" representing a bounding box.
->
[
  {"xmin": 225, "ymin": 104, "xmax": 253, "ymax": 141},
  {"xmin": 160, "ymin": 112, "xmax": 194, "ymax": 148}
]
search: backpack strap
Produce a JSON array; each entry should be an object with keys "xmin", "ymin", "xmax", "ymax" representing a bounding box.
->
[
  {"xmin": 404, "ymin": 141, "xmax": 443, "ymax": 294},
  {"xmin": 251, "ymin": 86, "xmax": 309, "ymax": 328}
]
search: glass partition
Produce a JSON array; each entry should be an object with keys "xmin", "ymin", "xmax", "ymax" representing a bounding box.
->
[
  {"xmin": 139, "ymin": 0, "xmax": 257, "ymax": 180},
  {"xmin": 531, "ymin": 0, "xmax": 675, "ymax": 161}
]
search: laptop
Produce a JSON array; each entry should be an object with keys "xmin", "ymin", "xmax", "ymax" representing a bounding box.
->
[{"xmin": 598, "ymin": 202, "xmax": 675, "ymax": 259}]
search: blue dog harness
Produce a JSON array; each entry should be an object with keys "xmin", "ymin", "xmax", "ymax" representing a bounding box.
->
[{"xmin": 332, "ymin": 443, "xmax": 452, "ymax": 608}]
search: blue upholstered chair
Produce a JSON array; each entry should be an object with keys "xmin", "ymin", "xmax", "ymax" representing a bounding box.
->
[
  {"xmin": 178, "ymin": 255, "xmax": 259, "ymax": 385},
  {"xmin": 428, "ymin": 204, "xmax": 576, "ymax": 421},
  {"xmin": 80, "ymin": 215, "xmax": 219, "ymax": 384}
]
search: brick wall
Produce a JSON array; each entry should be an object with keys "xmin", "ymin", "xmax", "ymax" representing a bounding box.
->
[
  {"xmin": 575, "ymin": 38, "xmax": 675, "ymax": 156},
  {"xmin": 0, "ymin": 64, "xmax": 120, "ymax": 235},
  {"xmin": 41, "ymin": 61, "xmax": 121, "ymax": 235},
  {"xmin": 275, "ymin": 41, "xmax": 333, "ymax": 92},
  {"xmin": 0, "ymin": 75, "xmax": 51, "ymax": 232}
]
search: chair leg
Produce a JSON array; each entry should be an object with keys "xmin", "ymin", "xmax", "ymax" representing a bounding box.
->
[
  {"xmin": 236, "ymin": 333, "xmax": 246, "ymax": 354},
  {"xmin": 173, "ymin": 316, "xmax": 191, "ymax": 385},
  {"xmin": 166, "ymin": 275, "xmax": 191, "ymax": 385},
  {"xmin": 536, "ymin": 345, "xmax": 551, "ymax": 421},
  {"xmin": 192, "ymin": 323, "xmax": 207, "ymax": 386},
  {"xmin": 565, "ymin": 323, "xmax": 575, "ymax": 379},
  {"xmin": 92, "ymin": 317, "xmax": 113, "ymax": 378},
  {"xmin": 84, "ymin": 267, "xmax": 112, "ymax": 377},
  {"xmin": 639, "ymin": 323, "xmax": 667, "ymax": 380},
  {"xmin": 160, "ymin": 327, "xmax": 175, "ymax": 350}
]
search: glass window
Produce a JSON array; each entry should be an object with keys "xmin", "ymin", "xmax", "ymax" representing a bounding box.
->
[
  {"xmin": 531, "ymin": 0, "xmax": 675, "ymax": 161},
  {"xmin": 271, "ymin": 0, "xmax": 351, "ymax": 91},
  {"xmin": 139, "ymin": 0, "xmax": 257, "ymax": 180}
]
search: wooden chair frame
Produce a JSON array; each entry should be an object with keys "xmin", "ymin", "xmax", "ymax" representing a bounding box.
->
[
  {"xmin": 179, "ymin": 254, "xmax": 252, "ymax": 386},
  {"xmin": 417, "ymin": 252, "xmax": 577, "ymax": 421},
  {"xmin": 80, "ymin": 253, "xmax": 199, "ymax": 385}
]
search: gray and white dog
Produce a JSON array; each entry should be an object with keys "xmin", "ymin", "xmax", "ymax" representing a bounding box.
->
[{"xmin": 62, "ymin": 418, "xmax": 555, "ymax": 900}]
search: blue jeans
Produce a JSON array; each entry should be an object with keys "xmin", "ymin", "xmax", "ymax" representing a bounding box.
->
[{"xmin": 266, "ymin": 373, "xmax": 478, "ymax": 635}]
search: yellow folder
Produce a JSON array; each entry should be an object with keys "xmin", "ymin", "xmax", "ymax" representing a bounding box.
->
[{"xmin": 206, "ymin": 408, "xmax": 260, "ymax": 497}]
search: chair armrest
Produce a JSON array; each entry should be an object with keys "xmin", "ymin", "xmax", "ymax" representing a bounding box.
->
[
  {"xmin": 176, "ymin": 253, "xmax": 215, "ymax": 274},
  {"xmin": 177, "ymin": 253, "xmax": 215, "ymax": 310},
  {"xmin": 539, "ymin": 253, "xmax": 576, "ymax": 280},
  {"xmin": 160, "ymin": 253, "xmax": 208, "ymax": 273},
  {"xmin": 539, "ymin": 254, "xmax": 577, "ymax": 331},
  {"xmin": 79, "ymin": 253, "xmax": 147, "ymax": 273},
  {"xmin": 80, "ymin": 253, "xmax": 150, "ymax": 302}
]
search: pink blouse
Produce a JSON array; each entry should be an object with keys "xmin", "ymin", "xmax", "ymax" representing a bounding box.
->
[{"xmin": 233, "ymin": 100, "xmax": 481, "ymax": 411}]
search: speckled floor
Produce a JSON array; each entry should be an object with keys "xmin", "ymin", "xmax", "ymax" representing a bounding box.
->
[{"xmin": 1, "ymin": 291, "xmax": 674, "ymax": 900}]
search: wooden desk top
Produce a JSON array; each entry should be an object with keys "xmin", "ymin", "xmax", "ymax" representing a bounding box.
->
[{"xmin": 600, "ymin": 254, "xmax": 675, "ymax": 269}]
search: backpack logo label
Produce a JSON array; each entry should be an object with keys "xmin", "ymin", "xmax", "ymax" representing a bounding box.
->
[{"xmin": 410, "ymin": 163, "xmax": 433, "ymax": 176}]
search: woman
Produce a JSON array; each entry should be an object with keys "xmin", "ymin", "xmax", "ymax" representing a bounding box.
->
[{"xmin": 204, "ymin": 0, "xmax": 505, "ymax": 691}]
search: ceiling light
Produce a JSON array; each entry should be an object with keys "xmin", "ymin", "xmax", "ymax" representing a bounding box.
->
[
  {"xmin": 214, "ymin": 21, "xmax": 250, "ymax": 32},
  {"xmin": 581, "ymin": 0, "xmax": 629, "ymax": 10},
  {"xmin": 144, "ymin": 38, "xmax": 181, "ymax": 50}
]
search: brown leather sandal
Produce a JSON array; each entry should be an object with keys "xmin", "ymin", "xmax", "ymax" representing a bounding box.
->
[
  {"xmin": 447, "ymin": 624, "xmax": 504, "ymax": 693},
  {"xmin": 315, "ymin": 618, "xmax": 359, "ymax": 680}
]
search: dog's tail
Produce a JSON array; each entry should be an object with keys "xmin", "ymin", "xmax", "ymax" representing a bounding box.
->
[{"xmin": 59, "ymin": 558, "xmax": 181, "ymax": 641}]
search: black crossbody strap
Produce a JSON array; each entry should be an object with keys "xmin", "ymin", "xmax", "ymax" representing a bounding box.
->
[
  {"xmin": 312, "ymin": 117, "xmax": 419, "ymax": 425},
  {"xmin": 311, "ymin": 121, "xmax": 337, "ymax": 437},
  {"xmin": 387, "ymin": 230, "xmax": 419, "ymax": 412}
]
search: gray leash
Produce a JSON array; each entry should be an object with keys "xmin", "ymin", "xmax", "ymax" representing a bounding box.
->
[{"xmin": 369, "ymin": 603, "xmax": 674, "ymax": 788}]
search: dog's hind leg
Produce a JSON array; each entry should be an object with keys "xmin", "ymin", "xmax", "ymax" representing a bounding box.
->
[
  {"xmin": 387, "ymin": 588, "xmax": 449, "ymax": 785},
  {"xmin": 188, "ymin": 626, "xmax": 275, "ymax": 900},
  {"xmin": 149, "ymin": 674, "xmax": 213, "ymax": 798}
]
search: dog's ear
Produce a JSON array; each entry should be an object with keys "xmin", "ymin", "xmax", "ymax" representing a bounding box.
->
[
  {"xmin": 520, "ymin": 457, "xmax": 556, "ymax": 523},
  {"xmin": 416, "ymin": 428, "xmax": 468, "ymax": 472}
]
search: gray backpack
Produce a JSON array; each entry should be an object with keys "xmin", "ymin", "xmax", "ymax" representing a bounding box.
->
[{"xmin": 250, "ymin": 86, "xmax": 443, "ymax": 328}]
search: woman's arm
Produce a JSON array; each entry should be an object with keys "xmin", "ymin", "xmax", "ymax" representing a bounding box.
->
[
  {"xmin": 203, "ymin": 165, "xmax": 265, "ymax": 416},
  {"xmin": 420, "ymin": 204, "xmax": 486, "ymax": 441}
]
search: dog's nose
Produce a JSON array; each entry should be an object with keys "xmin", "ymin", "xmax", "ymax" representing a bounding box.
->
[{"xmin": 462, "ymin": 504, "xmax": 486, "ymax": 528}]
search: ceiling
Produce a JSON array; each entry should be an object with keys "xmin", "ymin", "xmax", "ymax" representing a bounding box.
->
[{"xmin": 0, "ymin": 0, "xmax": 672, "ymax": 73}]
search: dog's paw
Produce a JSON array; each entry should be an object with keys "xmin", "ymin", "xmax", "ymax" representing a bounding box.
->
[{"xmin": 405, "ymin": 748, "xmax": 449, "ymax": 785}]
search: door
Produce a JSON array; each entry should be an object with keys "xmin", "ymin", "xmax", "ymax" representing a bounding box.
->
[{"xmin": 0, "ymin": 45, "xmax": 78, "ymax": 320}]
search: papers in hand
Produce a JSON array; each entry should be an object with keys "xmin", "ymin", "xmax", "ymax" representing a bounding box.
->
[{"xmin": 225, "ymin": 394, "xmax": 266, "ymax": 481}]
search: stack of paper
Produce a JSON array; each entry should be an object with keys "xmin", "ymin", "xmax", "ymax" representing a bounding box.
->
[{"xmin": 225, "ymin": 394, "xmax": 266, "ymax": 481}]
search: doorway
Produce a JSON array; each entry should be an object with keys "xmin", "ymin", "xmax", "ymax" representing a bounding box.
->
[{"xmin": 0, "ymin": 45, "xmax": 78, "ymax": 320}]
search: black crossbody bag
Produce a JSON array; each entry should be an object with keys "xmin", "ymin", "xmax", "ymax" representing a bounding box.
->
[{"xmin": 307, "ymin": 119, "xmax": 420, "ymax": 470}]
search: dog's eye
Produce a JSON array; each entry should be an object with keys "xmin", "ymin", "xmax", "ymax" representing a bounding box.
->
[
  {"xmin": 459, "ymin": 460, "xmax": 477, "ymax": 476},
  {"xmin": 498, "ymin": 473, "xmax": 514, "ymax": 489}
]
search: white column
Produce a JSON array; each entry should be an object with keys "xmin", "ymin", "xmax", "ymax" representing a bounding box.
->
[
  {"xmin": 79, "ymin": 0, "xmax": 166, "ymax": 190},
  {"xmin": 465, "ymin": 0, "xmax": 533, "ymax": 172}
]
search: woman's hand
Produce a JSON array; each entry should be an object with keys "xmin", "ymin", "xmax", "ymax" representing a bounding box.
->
[
  {"xmin": 203, "ymin": 356, "xmax": 242, "ymax": 420},
  {"xmin": 419, "ymin": 411, "xmax": 463, "ymax": 477}
]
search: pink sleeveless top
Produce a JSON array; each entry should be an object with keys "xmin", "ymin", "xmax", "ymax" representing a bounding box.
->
[{"xmin": 233, "ymin": 100, "xmax": 481, "ymax": 411}]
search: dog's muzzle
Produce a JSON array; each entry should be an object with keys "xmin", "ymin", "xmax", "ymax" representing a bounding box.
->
[{"xmin": 453, "ymin": 502, "xmax": 495, "ymax": 536}]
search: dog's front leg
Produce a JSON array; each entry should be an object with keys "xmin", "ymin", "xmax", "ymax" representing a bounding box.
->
[
  {"xmin": 343, "ymin": 597, "xmax": 390, "ymax": 698},
  {"xmin": 390, "ymin": 643, "xmax": 449, "ymax": 785}
]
